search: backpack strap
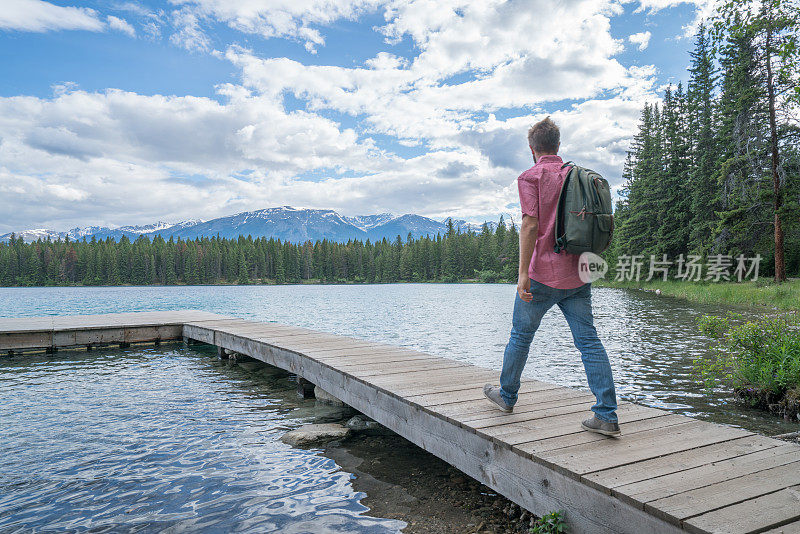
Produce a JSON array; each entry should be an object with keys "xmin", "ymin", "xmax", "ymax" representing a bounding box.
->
[{"xmin": 561, "ymin": 160, "xmax": 574, "ymax": 169}]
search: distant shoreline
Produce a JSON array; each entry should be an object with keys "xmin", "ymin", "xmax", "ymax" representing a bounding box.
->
[
  {"xmin": 3, "ymin": 278, "xmax": 798, "ymax": 311},
  {"xmin": 595, "ymin": 278, "xmax": 800, "ymax": 311}
]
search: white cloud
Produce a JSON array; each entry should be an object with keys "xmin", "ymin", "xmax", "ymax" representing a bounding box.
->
[
  {"xmin": 633, "ymin": 0, "xmax": 719, "ymax": 37},
  {"xmin": 225, "ymin": 0, "xmax": 654, "ymax": 146},
  {"xmin": 107, "ymin": 15, "xmax": 136, "ymax": 37},
  {"xmin": 629, "ymin": 30, "xmax": 651, "ymax": 50},
  {"xmin": 0, "ymin": 0, "xmax": 673, "ymax": 232},
  {"xmin": 167, "ymin": 0, "xmax": 383, "ymax": 52},
  {"xmin": 170, "ymin": 7, "xmax": 212, "ymax": 52},
  {"xmin": 0, "ymin": 0, "xmax": 105, "ymax": 33}
]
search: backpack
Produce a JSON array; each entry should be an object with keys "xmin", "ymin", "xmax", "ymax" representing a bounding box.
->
[{"xmin": 554, "ymin": 162, "xmax": 614, "ymax": 255}]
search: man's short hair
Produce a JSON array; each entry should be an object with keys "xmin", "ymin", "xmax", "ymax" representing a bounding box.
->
[{"xmin": 527, "ymin": 116, "xmax": 560, "ymax": 154}]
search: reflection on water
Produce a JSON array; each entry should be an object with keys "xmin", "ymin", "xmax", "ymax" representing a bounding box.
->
[
  {"xmin": 0, "ymin": 347, "xmax": 405, "ymax": 533},
  {"xmin": 1, "ymin": 283, "xmax": 796, "ymax": 435}
]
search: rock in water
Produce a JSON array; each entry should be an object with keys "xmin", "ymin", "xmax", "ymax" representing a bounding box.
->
[
  {"xmin": 346, "ymin": 415, "xmax": 393, "ymax": 436},
  {"xmin": 280, "ymin": 423, "xmax": 351, "ymax": 446},
  {"xmin": 314, "ymin": 386, "xmax": 346, "ymax": 406}
]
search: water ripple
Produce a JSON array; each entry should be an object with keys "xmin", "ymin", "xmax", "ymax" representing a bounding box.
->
[{"xmin": 0, "ymin": 349, "xmax": 405, "ymax": 533}]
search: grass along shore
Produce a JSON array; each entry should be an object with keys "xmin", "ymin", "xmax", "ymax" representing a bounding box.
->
[{"xmin": 595, "ymin": 278, "xmax": 800, "ymax": 311}]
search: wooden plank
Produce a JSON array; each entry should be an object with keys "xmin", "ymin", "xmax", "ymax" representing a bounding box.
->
[
  {"xmin": 434, "ymin": 386, "xmax": 590, "ymax": 420},
  {"xmin": 647, "ymin": 459, "xmax": 800, "ymax": 524},
  {"xmin": 345, "ymin": 359, "xmax": 470, "ymax": 378},
  {"xmin": 366, "ymin": 370, "xmax": 499, "ymax": 398},
  {"xmin": 614, "ymin": 443, "xmax": 800, "ymax": 508},
  {"xmin": 182, "ymin": 324, "xmax": 216, "ymax": 344},
  {"xmin": 52, "ymin": 310, "xmax": 211, "ymax": 330},
  {"xmin": 301, "ymin": 345, "xmax": 424, "ymax": 360},
  {"xmin": 184, "ymin": 320, "xmax": 264, "ymax": 333},
  {"xmin": 486, "ymin": 405, "xmax": 674, "ymax": 446},
  {"xmin": 468, "ymin": 397, "xmax": 614, "ymax": 430},
  {"xmin": 517, "ymin": 415, "xmax": 701, "ymax": 457},
  {"xmin": 246, "ymin": 330, "xmax": 347, "ymax": 343},
  {"xmin": 183, "ymin": 318, "xmax": 256, "ymax": 328},
  {"xmin": 0, "ymin": 316, "xmax": 54, "ymax": 333},
  {"xmin": 407, "ymin": 380, "xmax": 561, "ymax": 408},
  {"xmin": 368, "ymin": 366, "xmax": 496, "ymax": 387},
  {"xmin": 762, "ymin": 519, "xmax": 800, "ymax": 534},
  {"xmin": 125, "ymin": 325, "xmax": 183, "ymax": 343},
  {"xmin": 408, "ymin": 380, "xmax": 558, "ymax": 409},
  {"xmin": 683, "ymin": 484, "xmax": 800, "ymax": 534},
  {"xmin": 63, "ymin": 327, "xmax": 126, "ymax": 345},
  {"xmin": 462, "ymin": 392, "xmax": 597, "ymax": 425},
  {"xmin": 0, "ymin": 331, "xmax": 53, "ymax": 350},
  {"xmin": 385, "ymin": 377, "xmax": 505, "ymax": 399},
  {"xmin": 583, "ymin": 434, "xmax": 782, "ymax": 493},
  {"xmin": 534, "ymin": 421, "xmax": 752, "ymax": 477},
  {"xmin": 272, "ymin": 338, "xmax": 380, "ymax": 351},
  {"xmin": 490, "ymin": 402, "xmax": 662, "ymax": 436},
  {"xmin": 226, "ymin": 336, "xmax": 683, "ymax": 534},
  {"xmin": 326, "ymin": 352, "xmax": 444, "ymax": 367}
]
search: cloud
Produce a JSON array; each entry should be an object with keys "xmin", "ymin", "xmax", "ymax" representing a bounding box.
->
[
  {"xmin": 633, "ymin": 0, "xmax": 719, "ymax": 37},
  {"xmin": 167, "ymin": 0, "xmax": 383, "ymax": 52},
  {"xmin": 225, "ymin": 0, "xmax": 655, "ymax": 146},
  {"xmin": 0, "ymin": 0, "xmax": 105, "ymax": 33},
  {"xmin": 629, "ymin": 30, "xmax": 651, "ymax": 50},
  {"xmin": 107, "ymin": 15, "xmax": 135, "ymax": 37},
  {"xmin": 0, "ymin": 0, "xmax": 673, "ymax": 233},
  {"xmin": 170, "ymin": 7, "xmax": 211, "ymax": 52}
]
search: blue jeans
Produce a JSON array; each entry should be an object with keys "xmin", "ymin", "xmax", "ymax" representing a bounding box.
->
[{"xmin": 499, "ymin": 280, "xmax": 618, "ymax": 423}]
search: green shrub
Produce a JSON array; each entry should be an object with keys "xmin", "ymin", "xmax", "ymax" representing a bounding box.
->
[
  {"xmin": 474, "ymin": 269, "xmax": 501, "ymax": 283},
  {"xmin": 530, "ymin": 510, "xmax": 567, "ymax": 533},
  {"xmin": 696, "ymin": 312, "xmax": 800, "ymax": 394}
]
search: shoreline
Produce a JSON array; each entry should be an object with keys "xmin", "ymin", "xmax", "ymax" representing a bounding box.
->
[
  {"xmin": 3, "ymin": 279, "xmax": 799, "ymax": 311},
  {"xmin": 594, "ymin": 278, "xmax": 800, "ymax": 311}
]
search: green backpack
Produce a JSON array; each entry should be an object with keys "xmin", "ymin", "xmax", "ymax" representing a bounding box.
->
[{"xmin": 554, "ymin": 162, "xmax": 614, "ymax": 255}]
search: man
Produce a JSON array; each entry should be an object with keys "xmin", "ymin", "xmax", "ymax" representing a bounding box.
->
[{"xmin": 483, "ymin": 117, "xmax": 620, "ymax": 437}]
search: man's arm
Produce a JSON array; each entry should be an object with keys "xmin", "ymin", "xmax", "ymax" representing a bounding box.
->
[{"xmin": 517, "ymin": 214, "xmax": 538, "ymax": 302}]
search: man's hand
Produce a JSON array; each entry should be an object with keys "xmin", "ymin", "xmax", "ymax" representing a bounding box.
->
[
  {"xmin": 517, "ymin": 274, "xmax": 533, "ymax": 302},
  {"xmin": 517, "ymin": 214, "xmax": 537, "ymax": 303}
]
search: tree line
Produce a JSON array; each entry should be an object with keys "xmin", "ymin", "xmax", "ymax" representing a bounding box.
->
[
  {"xmin": 0, "ymin": 220, "xmax": 520, "ymax": 287},
  {"xmin": 611, "ymin": 0, "xmax": 800, "ymax": 280}
]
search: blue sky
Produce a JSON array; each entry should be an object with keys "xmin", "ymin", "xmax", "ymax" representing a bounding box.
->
[{"xmin": 0, "ymin": 0, "xmax": 712, "ymax": 233}]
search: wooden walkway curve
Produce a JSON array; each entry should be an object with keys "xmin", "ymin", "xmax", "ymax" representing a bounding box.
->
[{"xmin": 2, "ymin": 310, "xmax": 799, "ymax": 534}]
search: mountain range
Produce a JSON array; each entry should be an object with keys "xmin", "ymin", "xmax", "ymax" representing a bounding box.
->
[{"xmin": 1, "ymin": 206, "xmax": 508, "ymax": 244}]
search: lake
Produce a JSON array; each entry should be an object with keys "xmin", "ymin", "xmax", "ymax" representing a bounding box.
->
[{"xmin": 0, "ymin": 284, "xmax": 794, "ymax": 532}]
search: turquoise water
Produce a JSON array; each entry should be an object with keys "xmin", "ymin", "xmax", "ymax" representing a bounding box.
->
[{"xmin": 0, "ymin": 284, "xmax": 796, "ymax": 532}]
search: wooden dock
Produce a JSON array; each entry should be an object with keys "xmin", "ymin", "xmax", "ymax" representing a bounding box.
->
[{"xmin": 2, "ymin": 310, "xmax": 799, "ymax": 534}]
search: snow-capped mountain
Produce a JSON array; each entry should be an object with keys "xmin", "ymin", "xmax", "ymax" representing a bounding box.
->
[
  {"xmin": 2, "ymin": 229, "xmax": 67, "ymax": 242},
  {"xmin": 1, "ymin": 207, "xmax": 511, "ymax": 244},
  {"xmin": 160, "ymin": 207, "xmax": 367, "ymax": 243},
  {"xmin": 343, "ymin": 213, "xmax": 395, "ymax": 231}
]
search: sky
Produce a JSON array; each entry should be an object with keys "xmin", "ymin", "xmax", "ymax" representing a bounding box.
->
[{"xmin": 0, "ymin": 0, "xmax": 715, "ymax": 233}]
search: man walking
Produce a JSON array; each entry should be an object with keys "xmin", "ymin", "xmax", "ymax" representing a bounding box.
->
[{"xmin": 483, "ymin": 117, "xmax": 620, "ymax": 437}]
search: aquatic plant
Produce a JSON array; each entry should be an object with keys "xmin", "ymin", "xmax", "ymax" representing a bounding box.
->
[{"xmin": 696, "ymin": 312, "xmax": 800, "ymax": 419}]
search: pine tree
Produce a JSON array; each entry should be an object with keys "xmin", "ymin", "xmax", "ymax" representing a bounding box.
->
[
  {"xmin": 657, "ymin": 84, "xmax": 693, "ymax": 258},
  {"xmin": 686, "ymin": 24, "xmax": 720, "ymax": 253},
  {"xmin": 713, "ymin": 0, "xmax": 800, "ymax": 281}
]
